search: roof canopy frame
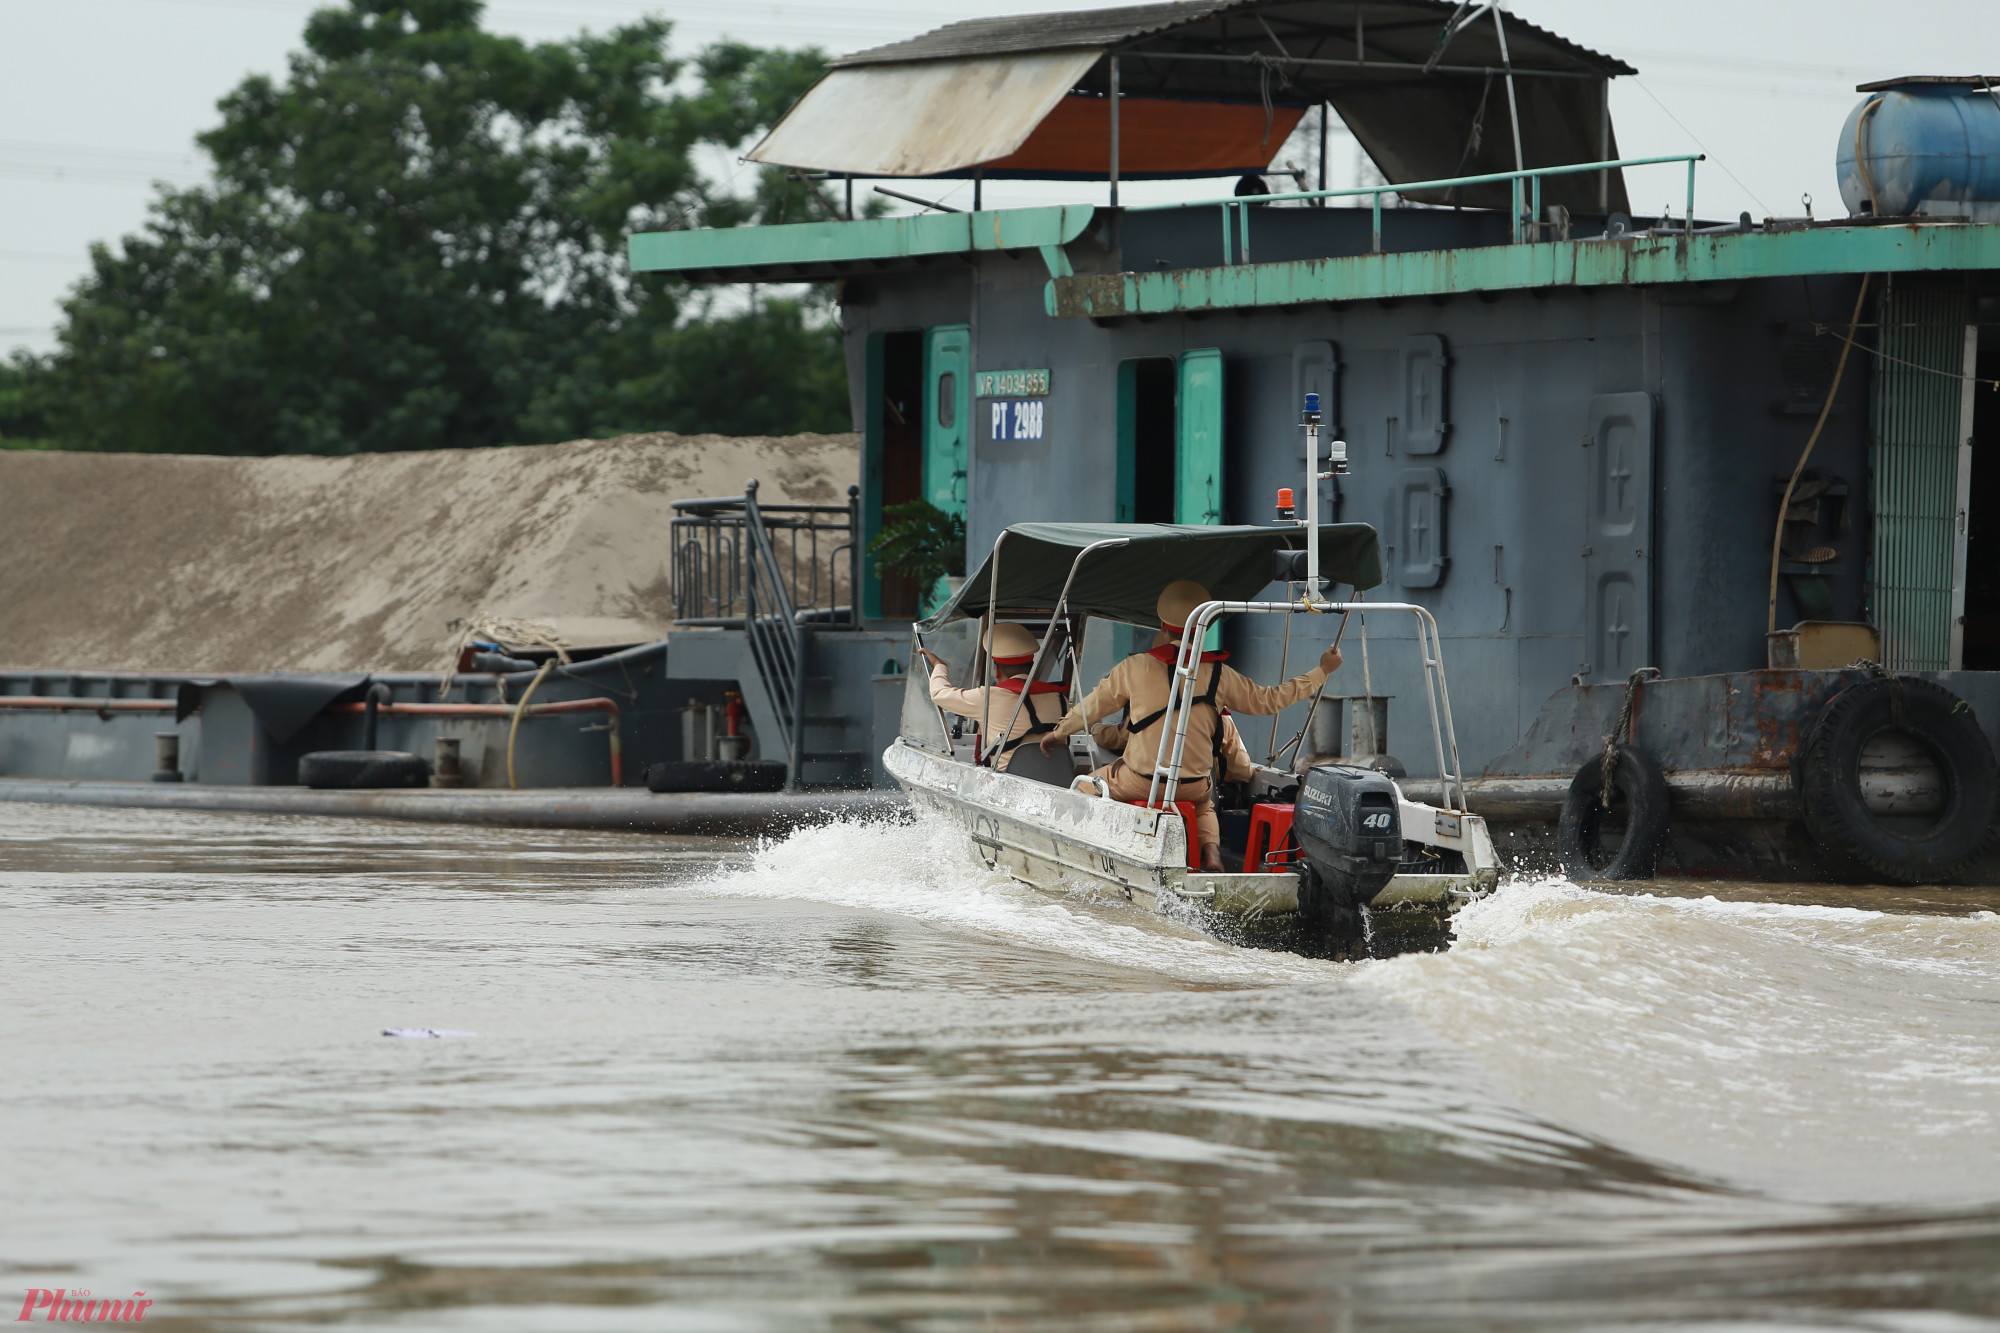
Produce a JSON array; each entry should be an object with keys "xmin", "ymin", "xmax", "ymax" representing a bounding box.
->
[
  {"xmin": 1097, "ymin": 47, "xmax": 1607, "ymax": 81},
  {"xmin": 923, "ymin": 521, "xmax": 1385, "ymax": 631},
  {"xmin": 743, "ymin": 0, "xmax": 1632, "ymax": 213}
]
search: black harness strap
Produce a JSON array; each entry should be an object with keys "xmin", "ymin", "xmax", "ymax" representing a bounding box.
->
[
  {"xmin": 997, "ymin": 691, "xmax": 1062, "ymax": 756},
  {"xmin": 1125, "ymin": 661, "xmax": 1228, "ymax": 764}
]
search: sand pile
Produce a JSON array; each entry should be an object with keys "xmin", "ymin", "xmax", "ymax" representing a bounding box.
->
[{"xmin": 0, "ymin": 431, "xmax": 859, "ymax": 673}]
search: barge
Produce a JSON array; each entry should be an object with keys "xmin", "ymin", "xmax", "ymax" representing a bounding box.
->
[
  {"xmin": 625, "ymin": 0, "xmax": 2000, "ymax": 885},
  {"xmin": 11, "ymin": 1, "xmax": 2000, "ymax": 886}
]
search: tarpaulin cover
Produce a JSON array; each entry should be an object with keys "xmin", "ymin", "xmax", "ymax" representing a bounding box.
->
[
  {"xmin": 229, "ymin": 674, "xmax": 370, "ymax": 744},
  {"xmin": 923, "ymin": 522, "xmax": 1382, "ymax": 630},
  {"xmin": 971, "ymin": 94, "xmax": 1306, "ymax": 181},
  {"xmin": 746, "ymin": 52, "xmax": 1101, "ymax": 177}
]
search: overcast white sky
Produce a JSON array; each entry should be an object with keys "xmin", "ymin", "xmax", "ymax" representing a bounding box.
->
[{"xmin": 0, "ymin": 0, "xmax": 1987, "ymax": 355}]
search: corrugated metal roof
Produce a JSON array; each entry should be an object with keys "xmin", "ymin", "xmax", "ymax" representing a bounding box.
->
[
  {"xmin": 1855, "ymin": 74, "xmax": 2000, "ymax": 92},
  {"xmin": 835, "ymin": 0, "xmax": 1634, "ymax": 80},
  {"xmin": 834, "ymin": 2, "xmax": 1223, "ymax": 67}
]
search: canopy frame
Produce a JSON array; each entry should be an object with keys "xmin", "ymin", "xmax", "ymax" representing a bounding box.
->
[
  {"xmin": 924, "ymin": 521, "xmax": 1385, "ymax": 630},
  {"xmin": 755, "ymin": 0, "xmax": 1633, "ymax": 212},
  {"xmin": 923, "ymin": 519, "xmax": 1383, "ymax": 772},
  {"xmin": 1149, "ymin": 597, "xmax": 1468, "ymax": 812}
]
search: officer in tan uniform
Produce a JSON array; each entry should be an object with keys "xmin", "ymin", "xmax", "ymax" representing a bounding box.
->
[
  {"xmin": 1040, "ymin": 580, "xmax": 1339, "ymax": 871},
  {"xmin": 919, "ymin": 621, "xmax": 1067, "ymax": 773},
  {"xmin": 1091, "ymin": 631, "xmax": 1259, "ymax": 783}
]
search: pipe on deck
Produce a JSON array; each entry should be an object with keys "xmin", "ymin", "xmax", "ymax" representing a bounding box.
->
[
  {"xmin": 0, "ymin": 697, "xmax": 176, "ymax": 713},
  {"xmin": 330, "ymin": 698, "xmax": 624, "ymax": 787}
]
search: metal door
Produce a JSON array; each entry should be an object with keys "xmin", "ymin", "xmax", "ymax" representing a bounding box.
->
[
  {"xmin": 1873, "ymin": 288, "xmax": 1975, "ymax": 669},
  {"xmin": 1582, "ymin": 392, "xmax": 1653, "ymax": 682},
  {"xmin": 1391, "ymin": 467, "xmax": 1449, "ymax": 588},
  {"xmin": 1176, "ymin": 348, "xmax": 1225, "ymax": 525},
  {"xmin": 923, "ymin": 324, "xmax": 971, "ymax": 520},
  {"xmin": 1399, "ymin": 334, "xmax": 1450, "ymax": 455}
]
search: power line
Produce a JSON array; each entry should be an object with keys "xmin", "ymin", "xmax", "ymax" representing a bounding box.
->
[
  {"xmin": 0, "ymin": 138, "xmax": 203, "ymax": 168},
  {"xmin": 0, "ymin": 162, "xmax": 205, "ymax": 186},
  {"xmin": 1630, "ymin": 76, "xmax": 1772, "ymax": 217},
  {"xmin": 1624, "ymin": 48, "xmax": 1881, "ymax": 86},
  {"xmin": 108, "ymin": 0, "xmax": 1004, "ymax": 37}
]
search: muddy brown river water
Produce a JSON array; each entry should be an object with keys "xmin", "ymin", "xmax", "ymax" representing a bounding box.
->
[{"xmin": 3, "ymin": 802, "xmax": 1998, "ymax": 1329}]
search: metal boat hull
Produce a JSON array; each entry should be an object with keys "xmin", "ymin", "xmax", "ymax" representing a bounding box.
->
[{"xmin": 885, "ymin": 739, "xmax": 1490, "ymax": 920}]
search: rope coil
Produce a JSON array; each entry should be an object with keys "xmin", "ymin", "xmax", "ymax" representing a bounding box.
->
[{"xmin": 439, "ymin": 615, "xmax": 572, "ymax": 698}]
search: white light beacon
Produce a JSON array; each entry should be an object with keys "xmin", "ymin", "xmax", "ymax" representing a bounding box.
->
[{"xmin": 1301, "ymin": 392, "xmax": 1347, "ymax": 607}]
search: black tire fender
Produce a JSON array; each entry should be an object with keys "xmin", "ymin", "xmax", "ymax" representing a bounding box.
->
[
  {"xmin": 1796, "ymin": 676, "xmax": 1997, "ymax": 884},
  {"xmin": 299, "ymin": 750, "xmax": 430, "ymax": 790},
  {"xmin": 1558, "ymin": 743, "xmax": 1670, "ymax": 881}
]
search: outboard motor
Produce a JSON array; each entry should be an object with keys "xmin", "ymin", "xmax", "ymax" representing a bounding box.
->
[{"xmin": 1291, "ymin": 763, "xmax": 1403, "ymax": 935}]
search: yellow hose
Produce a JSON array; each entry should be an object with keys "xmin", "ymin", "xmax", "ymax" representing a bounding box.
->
[
  {"xmin": 1767, "ymin": 274, "xmax": 1871, "ymax": 637},
  {"xmin": 506, "ymin": 660, "xmax": 553, "ymax": 790}
]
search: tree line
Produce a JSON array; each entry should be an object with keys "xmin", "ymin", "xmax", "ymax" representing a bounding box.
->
[{"xmin": 0, "ymin": 0, "xmax": 856, "ymax": 454}]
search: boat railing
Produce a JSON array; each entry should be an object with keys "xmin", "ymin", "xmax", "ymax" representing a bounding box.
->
[
  {"xmin": 671, "ymin": 480, "xmax": 863, "ymax": 790},
  {"xmin": 670, "ymin": 482, "xmax": 863, "ymax": 629},
  {"xmin": 1150, "ymin": 599, "xmax": 1468, "ymax": 814},
  {"xmin": 1126, "ymin": 153, "xmax": 1704, "ymax": 261}
]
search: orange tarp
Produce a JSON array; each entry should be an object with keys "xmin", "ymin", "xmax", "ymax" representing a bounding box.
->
[{"xmin": 982, "ymin": 95, "xmax": 1305, "ymax": 178}]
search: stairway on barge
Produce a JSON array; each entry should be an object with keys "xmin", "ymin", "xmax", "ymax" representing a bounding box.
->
[{"xmin": 667, "ymin": 480, "xmax": 910, "ymax": 791}]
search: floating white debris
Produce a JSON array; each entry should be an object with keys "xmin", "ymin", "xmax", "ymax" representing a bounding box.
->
[{"xmin": 381, "ymin": 1028, "xmax": 475, "ymax": 1039}]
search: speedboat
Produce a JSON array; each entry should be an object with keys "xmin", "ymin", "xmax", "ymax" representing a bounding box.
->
[{"xmin": 883, "ymin": 503, "xmax": 1498, "ymax": 946}]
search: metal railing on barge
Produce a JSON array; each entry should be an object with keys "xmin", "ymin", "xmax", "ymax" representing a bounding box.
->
[
  {"xmin": 1130, "ymin": 153, "xmax": 1706, "ymax": 264},
  {"xmin": 669, "ymin": 480, "xmax": 865, "ymax": 789}
]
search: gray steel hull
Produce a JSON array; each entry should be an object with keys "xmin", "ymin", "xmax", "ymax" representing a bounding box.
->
[{"xmin": 885, "ymin": 739, "xmax": 1491, "ymax": 920}]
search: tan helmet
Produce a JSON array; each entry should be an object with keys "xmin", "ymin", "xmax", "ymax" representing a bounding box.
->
[
  {"xmin": 1156, "ymin": 580, "xmax": 1209, "ymax": 634},
  {"xmin": 984, "ymin": 620, "xmax": 1038, "ymax": 664}
]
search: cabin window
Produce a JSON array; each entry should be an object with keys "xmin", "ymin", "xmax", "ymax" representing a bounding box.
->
[{"xmin": 936, "ymin": 373, "xmax": 956, "ymax": 427}]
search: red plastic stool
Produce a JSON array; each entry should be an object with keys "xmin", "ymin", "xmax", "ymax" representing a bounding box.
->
[
  {"xmin": 1125, "ymin": 799, "xmax": 1202, "ymax": 869},
  {"xmin": 1243, "ymin": 802, "xmax": 1296, "ymax": 874}
]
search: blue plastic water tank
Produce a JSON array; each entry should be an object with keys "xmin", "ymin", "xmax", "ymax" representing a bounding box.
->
[{"xmin": 1836, "ymin": 77, "xmax": 2000, "ymax": 218}]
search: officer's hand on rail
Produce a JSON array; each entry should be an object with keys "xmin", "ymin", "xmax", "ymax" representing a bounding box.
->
[
  {"xmin": 917, "ymin": 648, "xmax": 943, "ymax": 670},
  {"xmin": 1038, "ymin": 732, "xmax": 1065, "ymax": 756},
  {"xmin": 1320, "ymin": 645, "xmax": 1343, "ymax": 674}
]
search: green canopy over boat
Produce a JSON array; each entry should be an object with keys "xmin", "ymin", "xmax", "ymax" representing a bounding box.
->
[{"xmin": 923, "ymin": 522, "xmax": 1383, "ymax": 630}]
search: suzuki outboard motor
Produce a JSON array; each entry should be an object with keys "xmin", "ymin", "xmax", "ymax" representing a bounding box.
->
[{"xmin": 1292, "ymin": 763, "xmax": 1403, "ymax": 934}]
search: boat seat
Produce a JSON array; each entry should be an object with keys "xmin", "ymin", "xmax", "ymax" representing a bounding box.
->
[
  {"xmin": 1003, "ymin": 742, "xmax": 1078, "ymax": 787},
  {"xmin": 1124, "ymin": 799, "xmax": 1201, "ymax": 869},
  {"xmin": 1243, "ymin": 802, "xmax": 1296, "ymax": 874}
]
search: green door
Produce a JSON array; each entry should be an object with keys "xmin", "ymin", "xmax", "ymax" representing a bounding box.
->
[
  {"xmin": 1176, "ymin": 348, "xmax": 1224, "ymax": 525},
  {"xmin": 923, "ymin": 325, "xmax": 971, "ymax": 520}
]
